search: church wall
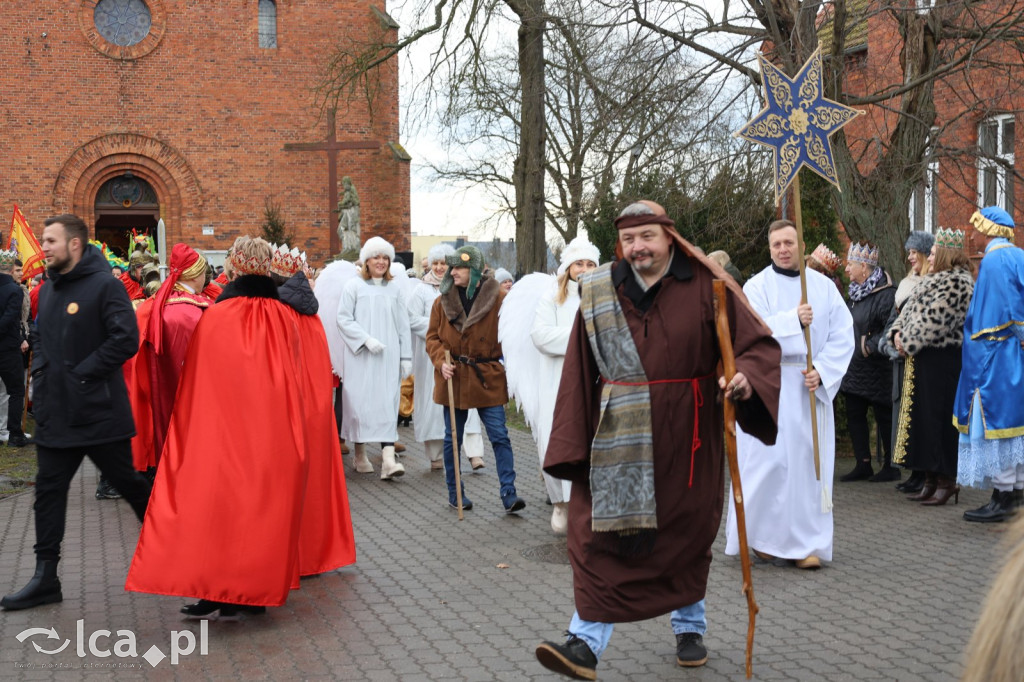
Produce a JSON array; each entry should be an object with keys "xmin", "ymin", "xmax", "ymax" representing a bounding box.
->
[{"xmin": 0, "ymin": 1, "xmax": 410, "ymax": 266}]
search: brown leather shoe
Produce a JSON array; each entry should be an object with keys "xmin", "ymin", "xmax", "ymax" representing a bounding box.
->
[
  {"xmin": 753, "ymin": 549, "xmax": 776, "ymax": 561},
  {"xmin": 794, "ymin": 556, "xmax": 821, "ymax": 570},
  {"xmin": 340, "ymin": 440, "xmax": 350, "ymax": 455},
  {"xmin": 394, "ymin": 442, "xmax": 406, "ymax": 453},
  {"xmin": 470, "ymin": 457, "xmax": 485, "ymax": 470}
]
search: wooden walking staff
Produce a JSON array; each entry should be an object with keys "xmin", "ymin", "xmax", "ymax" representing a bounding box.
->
[
  {"xmin": 444, "ymin": 350, "xmax": 464, "ymax": 520},
  {"xmin": 712, "ymin": 280, "xmax": 758, "ymax": 680},
  {"xmin": 735, "ymin": 48, "xmax": 863, "ymax": 514},
  {"xmin": 791, "ymin": 176, "xmax": 830, "ymax": 513}
]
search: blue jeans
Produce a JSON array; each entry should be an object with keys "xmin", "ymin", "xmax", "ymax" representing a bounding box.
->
[
  {"xmin": 568, "ymin": 600, "xmax": 706, "ymax": 660},
  {"xmin": 443, "ymin": 405, "xmax": 517, "ymax": 501}
]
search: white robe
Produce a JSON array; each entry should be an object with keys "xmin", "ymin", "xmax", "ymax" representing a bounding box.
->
[
  {"xmin": 406, "ymin": 281, "xmax": 482, "ymax": 445},
  {"xmin": 530, "ymin": 280, "xmax": 578, "ymax": 504},
  {"xmin": 725, "ymin": 266, "xmax": 854, "ymax": 562},
  {"xmin": 337, "ymin": 276, "xmax": 411, "ymax": 443}
]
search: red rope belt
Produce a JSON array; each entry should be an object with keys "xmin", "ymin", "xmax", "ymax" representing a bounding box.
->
[{"xmin": 602, "ymin": 373, "xmax": 713, "ymax": 487}]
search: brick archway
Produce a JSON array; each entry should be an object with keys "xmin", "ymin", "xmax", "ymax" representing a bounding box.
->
[{"xmin": 53, "ymin": 133, "xmax": 203, "ymax": 242}]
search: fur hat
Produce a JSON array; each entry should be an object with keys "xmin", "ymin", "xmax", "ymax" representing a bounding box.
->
[
  {"xmin": 557, "ymin": 235, "xmax": 601, "ymax": 276},
  {"xmin": 904, "ymin": 231, "xmax": 934, "ymax": 254},
  {"xmin": 427, "ymin": 243, "xmax": 455, "ymax": 264},
  {"xmin": 359, "ymin": 236, "xmax": 395, "ymax": 264},
  {"xmin": 440, "ymin": 245, "xmax": 486, "ymax": 299},
  {"xmin": 970, "ymin": 206, "xmax": 1016, "ymax": 239},
  {"xmin": 494, "ymin": 267, "xmax": 514, "ymax": 283}
]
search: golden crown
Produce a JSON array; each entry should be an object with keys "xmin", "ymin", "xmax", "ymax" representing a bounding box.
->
[
  {"xmin": 846, "ymin": 242, "xmax": 879, "ymax": 266},
  {"xmin": 809, "ymin": 244, "xmax": 841, "ymax": 274},
  {"xmin": 269, "ymin": 243, "xmax": 306, "ymax": 277},
  {"xmin": 934, "ymin": 227, "xmax": 965, "ymax": 251}
]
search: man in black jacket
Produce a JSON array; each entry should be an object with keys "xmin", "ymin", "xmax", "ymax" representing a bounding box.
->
[
  {"xmin": 1, "ymin": 214, "xmax": 151, "ymax": 611},
  {"xmin": 0, "ymin": 250, "xmax": 30, "ymax": 447}
]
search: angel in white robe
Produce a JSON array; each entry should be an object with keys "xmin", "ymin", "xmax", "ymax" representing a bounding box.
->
[
  {"xmin": 336, "ymin": 238, "xmax": 412, "ymax": 480},
  {"xmin": 725, "ymin": 249, "xmax": 853, "ymax": 565},
  {"xmin": 500, "ymin": 235, "xmax": 600, "ymax": 533}
]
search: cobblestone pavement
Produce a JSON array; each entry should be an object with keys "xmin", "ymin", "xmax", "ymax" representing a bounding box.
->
[{"xmin": 0, "ymin": 424, "xmax": 1009, "ymax": 680}]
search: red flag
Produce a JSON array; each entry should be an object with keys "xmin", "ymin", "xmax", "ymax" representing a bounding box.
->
[{"xmin": 8, "ymin": 205, "xmax": 45, "ymax": 280}]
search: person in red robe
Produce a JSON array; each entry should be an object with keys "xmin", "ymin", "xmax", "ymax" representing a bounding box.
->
[
  {"xmin": 535, "ymin": 201, "xmax": 781, "ymax": 679},
  {"xmin": 125, "ymin": 236, "xmax": 324, "ymax": 618},
  {"xmin": 269, "ymin": 244, "xmax": 356, "ymax": 578},
  {"xmin": 128, "ymin": 244, "xmax": 212, "ymax": 473},
  {"xmin": 118, "ymin": 251, "xmax": 148, "ymax": 307}
]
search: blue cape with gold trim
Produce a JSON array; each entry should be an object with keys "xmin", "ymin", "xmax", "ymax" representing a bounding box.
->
[{"xmin": 953, "ymin": 241, "xmax": 1024, "ymax": 437}]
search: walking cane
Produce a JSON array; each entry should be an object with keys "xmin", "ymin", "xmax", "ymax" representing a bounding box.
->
[
  {"xmin": 21, "ymin": 349, "xmax": 31, "ymax": 434},
  {"xmin": 444, "ymin": 350, "xmax": 464, "ymax": 520},
  {"xmin": 713, "ymin": 280, "xmax": 758, "ymax": 679}
]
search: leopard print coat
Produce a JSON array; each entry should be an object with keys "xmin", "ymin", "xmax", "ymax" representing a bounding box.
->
[{"xmin": 887, "ymin": 266, "xmax": 974, "ymax": 356}]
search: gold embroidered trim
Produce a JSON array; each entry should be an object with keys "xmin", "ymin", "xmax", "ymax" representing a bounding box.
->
[
  {"xmin": 953, "ymin": 390, "xmax": 1024, "ymax": 438},
  {"xmin": 970, "ymin": 319, "xmax": 1024, "ymax": 340},
  {"xmin": 893, "ymin": 355, "xmax": 915, "ymax": 465}
]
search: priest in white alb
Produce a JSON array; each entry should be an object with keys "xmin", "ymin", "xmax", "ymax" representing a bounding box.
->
[{"xmin": 725, "ymin": 221, "xmax": 854, "ymax": 569}]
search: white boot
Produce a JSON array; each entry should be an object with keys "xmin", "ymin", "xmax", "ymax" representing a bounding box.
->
[
  {"xmin": 381, "ymin": 445, "xmax": 405, "ymax": 480},
  {"xmin": 551, "ymin": 502, "xmax": 569, "ymax": 535},
  {"xmin": 352, "ymin": 443, "xmax": 374, "ymax": 474}
]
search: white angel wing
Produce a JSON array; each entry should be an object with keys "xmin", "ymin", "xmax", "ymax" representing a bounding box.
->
[
  {"xmin": 314, "ymin": 260, "xmax": 359, "ymax": 376},
  {"xmin": 498, "ymin": 272, "xmax": 556, "ymax": 433}
]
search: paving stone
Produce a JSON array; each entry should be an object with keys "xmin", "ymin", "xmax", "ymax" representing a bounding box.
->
[{"xmin": 0, "ymin": 426, "xmax": 1004, "ymax": 680}]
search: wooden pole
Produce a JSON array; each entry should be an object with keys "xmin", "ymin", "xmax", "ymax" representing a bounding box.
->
[
  {"xmin": 713, "ymin": 280, "xmax": 758, "ymax": 679},
  {"xmin": 792, "ymin": 176, "xmax": 823, "ymax": 483},
  {"xmin": 444, "ymin": 351, "xmax": 464, "ymax": 521}
]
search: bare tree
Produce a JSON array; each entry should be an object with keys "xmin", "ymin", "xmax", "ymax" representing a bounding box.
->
[{"xmin": 618, "ymin": 0, "xmax": 1024, "ymax": 274}]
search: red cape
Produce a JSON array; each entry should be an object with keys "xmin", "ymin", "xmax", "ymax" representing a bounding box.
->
[
  {"xmin": 291, "ymin": 311, "xmax": 356, "ymax": 576},
  {"xmin": 119, "ymin": 271, "xmax": 146, "ymax": 300},
  {"xmin": 129, "ymin": 292, "xmax": 209, "ymax": 471},
  {"xmin": 126, "ymin": 295, "xmax": 310, "ymax": 606}
]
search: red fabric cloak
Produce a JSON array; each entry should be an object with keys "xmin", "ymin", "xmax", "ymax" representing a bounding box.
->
[
  {"xmin": 291, "ymin": 311, "xmax": 357, "ymax": 576},
  {"xmin": 126, "ymin": 294, "xmax": 310, "ymax": 606},
  {"xmin": 119, "ymin": 271, "xmax": 145, "ymax": 301},
  {"xmin": 129, "ymin": 291, "xmax": 210, "ymax": 471}
]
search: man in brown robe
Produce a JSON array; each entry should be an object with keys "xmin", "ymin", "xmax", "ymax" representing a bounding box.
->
[{"xmin": 535, "ymin": 200, "xmax": 781, "ymax": 680}]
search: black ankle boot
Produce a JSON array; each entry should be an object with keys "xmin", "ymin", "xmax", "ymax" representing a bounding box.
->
[
  {"xmin": 1, "ymin": 559, "xmax": 62, "ymax": 611},
  {"xmin": 840, "ymin": 460, "xmax": 874, "ymax": 482},
  {"xmin": 964, "ymin": 489, "xmax": 1017, "ymax": 523},
  {"xmin": 896, "ymin": 471, "xmax": 925, "ymax": 493}
]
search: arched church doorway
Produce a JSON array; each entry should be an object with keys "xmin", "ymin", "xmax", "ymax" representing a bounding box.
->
[{"xmin": 94, "ymin": 173, "xmax": 160, "ymax": 259}]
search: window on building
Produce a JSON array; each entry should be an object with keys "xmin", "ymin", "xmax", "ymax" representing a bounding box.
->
[
  {"xmin": 909, "ymin": 130, "xmax": 939, "ymax": 233},
  {"xmin": 258, "ymin": 0, "xmax": 277, "ymax": 49},
  {"xmin": 978, "ymin": 115, "xmax": 1015, "ymax": 214}
]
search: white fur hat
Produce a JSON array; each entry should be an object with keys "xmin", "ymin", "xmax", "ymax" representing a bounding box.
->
[
  {"xmin": 359, "ymin": 236, "xmax": 395, "ymax": 264},
  {"xmin": 557, "ymin": 235, "xmax": 601, "ymax": 276},
  {"xmin": 494, "ymin": 267, "xmax": 514, "ymax": 283},
  {"xmin": 427, "ymin": 243, "xmax": 455, "ymax": 264}
]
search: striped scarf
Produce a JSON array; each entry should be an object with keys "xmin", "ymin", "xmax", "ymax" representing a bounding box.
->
[{"xmin": 579, "ymin": 264, "xmax": 657, "ymax": 553}]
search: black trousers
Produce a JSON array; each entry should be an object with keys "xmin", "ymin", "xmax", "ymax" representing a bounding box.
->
[
  {"xmin": 845, "ymin": 393, "xmax": 893, "ymax": 465},
  {"xmin": 33, "ymin": 440, "xmax": 151, "ymax": 561},
  {"xmin": 0, "ymin": 349, "xmax": 25, "ymax": 439},
  {"xmin": 334, "ymin": 384, "xmax": 343, "ymax": 437}
]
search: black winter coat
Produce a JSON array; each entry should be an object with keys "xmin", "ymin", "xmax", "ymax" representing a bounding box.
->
[
  {"xmin": 0, "ymin": 273, "xmax": 25, "ymax": 352},
  {"xmin": 840, "ymin": 270, "xmax": 896, "ymax": 404},
  {"xmin": 32, "ymin": 245, "xmax": 139, "ymax": 448}
]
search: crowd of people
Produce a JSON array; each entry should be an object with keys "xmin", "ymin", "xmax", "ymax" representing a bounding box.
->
[{"xmin": 0, "ymin": 203, "xmax": 1022, "ymax": 680}]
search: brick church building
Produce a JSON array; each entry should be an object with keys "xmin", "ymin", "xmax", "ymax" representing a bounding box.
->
[{"xmin": 1, "ymin": 1, "xmax": 410, "ymax": 265}]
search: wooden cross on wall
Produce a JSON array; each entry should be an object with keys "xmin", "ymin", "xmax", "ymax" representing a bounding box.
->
[{"xmin": 283, "ymin": 109, "xmax": 382, "ymax": 254}]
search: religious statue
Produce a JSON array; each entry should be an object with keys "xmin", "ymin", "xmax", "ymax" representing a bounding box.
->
[{"xmin": 337, "ymin": 176, "xmax": 361, "ymax": 256}]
